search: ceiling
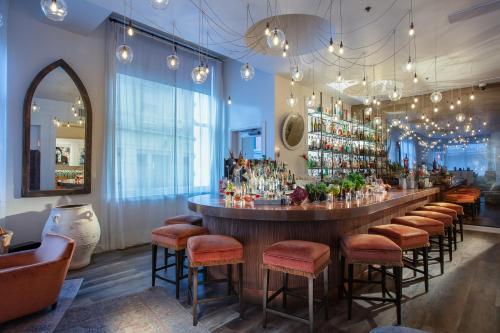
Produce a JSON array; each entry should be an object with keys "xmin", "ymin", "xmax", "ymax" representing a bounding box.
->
[{"xmin": 79, "ymin": 0, "xmax": 500, "ymax": 104}]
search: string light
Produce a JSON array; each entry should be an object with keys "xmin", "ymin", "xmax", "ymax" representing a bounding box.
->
[
  {"xmin": 264, "ymin": 22, "xmax": 270, "ymax": 36},
  {"xmin": 328, "ymin": 38, "xmax": 334, "ymax": 53},
  {"xmin": 413, "ymin": 73, "xmax": 418, "ymax": 83},
  {"xmin": 228, "ymin": 96, "xmax": 232, "ymax": 105},
  {"xmin": 284, "ymin": 40, "xmax": 289, "ymax": 50}
]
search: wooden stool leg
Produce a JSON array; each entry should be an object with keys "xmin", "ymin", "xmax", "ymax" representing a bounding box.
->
[
  {"xmin": 412, "ymin": 249, "xmax": 417, "ymax": 277},
  {"xmin": 459, "ymin": 215, "xmax": 464, "ymax": 242},
  {"xmin": 164, "ymin": 248, "xmax": 169, "ymax": 271},
  {"xmin": 308, "ymin": 277, "xmax": 314, "ymax": 333},
  {"xmin": 323, "ymin": 265, "xmax": 329, "ymax": 320},
  {"xmin": 187, "ymin": 266, "xmax": 192, "ymax": 305},
  {"xmin": 447, "ymin": 227, "xmax": 453, "ymax": 262},
  {"xmin": 152, "ymin": 244, "xmax": 158, "ymax": 287},
  {"xmin": 262, "ymin": 268, "xmax": 269, "ymax": 328},
  {"xmin": 381, "ymin": 265, "xmax": 386, "ymax": 299},
  {"xmin": 192, "ymin": 267, "xmax": 199, "ymax": 326},
  {"xmin": 282, "ymin": 272, "xmax": 288, "ymax": 309},
  {"xmin": 347, "ymin": 263, "xmax": 353, "ymax": 320},
  {"xmin": 175, "ymin": 250, "xmax": 182, "ymax": 299},
  {"xmin": 339, "ymin": 255, "xmax": 345, "ymax": 299},
  {"xmin": 423, "ymin": 246, "xmax": 429, "ymax": 293},
  {"xmin": 394, "ymin": 266, "xmax": 403, "ymax": 325},
  {"xmin": 238, "ymin": 263, "xmax": 244, "ymax": 318},
  {"xmin": 453, "ymin": 222, "xmax": 458, "ymax": 250},
  {"xmin": 438, "ymin": 235, "xmax": 444, "ymax": 275},
  {"xmin": 227, "ymin": 264, "xmax": 233, "ymax": 296}
]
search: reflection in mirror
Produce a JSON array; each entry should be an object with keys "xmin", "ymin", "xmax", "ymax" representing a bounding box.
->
[
  {"xmin": 282, "ymin": 113, "xmax": 305, "ymax": 150},
  {"xmin": 29, "ymin": 68, "xmax": 86, "ymax": 191}
]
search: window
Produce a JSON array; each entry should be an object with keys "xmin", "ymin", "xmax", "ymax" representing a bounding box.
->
[
  {"xmin": 441, "ymin": 143, "xmax": 491, "ymax": 176},
  {"xmin": 115, "ymin": 74, "xmax": 213, "ymax": 199}
]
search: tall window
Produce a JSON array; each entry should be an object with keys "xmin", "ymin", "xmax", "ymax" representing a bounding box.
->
[
  {"xmin": 441, "ymin": 143, "xmax": 491, "ymax": 176},
  {"xmin": 115, "ymin": 74, "xmax": 213, "ymax": 199},
  {"xmin": 400, "ymin": 139, "xmax": 417, "ymax": 168}
]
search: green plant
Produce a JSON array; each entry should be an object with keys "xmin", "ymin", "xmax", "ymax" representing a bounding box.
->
[
  {"xmin": 341, "ymin": 179, "xmax": 354, "ymax": 192},
  {"xmin": 347, "ymin": 172, "xmax": 365, "ymax": 191},
  {"xmin": 327, "ymin": 184, "xmax": 340, "ymax": 196}
]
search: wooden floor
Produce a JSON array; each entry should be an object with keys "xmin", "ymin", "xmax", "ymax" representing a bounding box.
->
[
  {"xmin": 68, "ymin": 230, "xmax": 500, "ymax": 333},
  {"xmin": 465, "ymin": 198, "xmax": 500, "ymax": 228}
]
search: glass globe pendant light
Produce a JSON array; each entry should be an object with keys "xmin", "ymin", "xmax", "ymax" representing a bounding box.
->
[
  {"xmin": 192, "ymin": 65, "xmax": 208, "ymax": 84},
  {"xmin": 151, "ymin": 0, "xmax": 169, "ymax": 10},
  {"xmin": 389, "ymin": 86, "xmax": 402, "ymax": 101},
  {"xmin": 292, "ymin": 67, "xmax": 303, "ymax": 82},
  {"xmin": 363, "ymin": 96, "xmax": 372, "ymax": 106},
  {"xmin": 286, "ymin": 92, "xmax": 297, "ymax": 108},
  {"xmin": 240, "ymin": 63, "xmax": 255, "ymax": 81},
  {"xmin": 31, "ymin": 102, "xmax": 40, "ymax": 113},
  {"xmin": 430, "ymin": 91, "xmax": 442, "ymax": 103},
  {"xmin": 116, "ymin": 44, "xmax": 134, "ymax": 64},
  {"xmin": 167, "ymin": 53, "xmax": 179, "ymax": 70},
  {"xmin": 374, "ymin": 116, "xmax": 382, "ymax": 125},
  {"xmin": 267, "ymin": 29, "xmax": 285, "ymax": 49},
  {"xmin": 41, "ymin": 0, "xmax": 68, "ymax": 22},
  {"xmin": 306, "ymin": 92, "xmax": 316, "ymax": 108},
  {"xmin": 456, "ymin": 113, "xmax": 465, "ymax": 122}
]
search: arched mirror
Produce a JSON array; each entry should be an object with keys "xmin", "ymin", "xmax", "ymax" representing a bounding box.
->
[
  {"xmin": 22, "ymin": 59, "xmax": 92, "ymax": 197},
  {"xmin": 282, "ymin": 112, "xmax": 305, "ymax": 150}
]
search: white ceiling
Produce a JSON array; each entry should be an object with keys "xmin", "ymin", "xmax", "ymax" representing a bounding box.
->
[{"xmin": 80, "ymin": 0, "xmax": 500, "ymax": 102}]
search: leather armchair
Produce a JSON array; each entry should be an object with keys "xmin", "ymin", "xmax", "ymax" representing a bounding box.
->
[{"xmin": 0, "ymin": 233, "xmax": 75, "ymax": 324}]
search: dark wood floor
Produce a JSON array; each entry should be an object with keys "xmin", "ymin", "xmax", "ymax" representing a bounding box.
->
[
  {"xmin": 68, "ymin": 230, "xmax": 500, "ymax": 333},
  {"xmin": 465, "ymin": 198, "xmax": 500, "ymax": 228}
]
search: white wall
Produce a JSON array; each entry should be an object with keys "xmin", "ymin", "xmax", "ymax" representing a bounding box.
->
[
  {"xmin": 223, "ymin": 59, "xmax": 275, "ymax": 158},
  {"xmin": 5, "ymin": 0, "xmax": 105, "ymax": 244}
]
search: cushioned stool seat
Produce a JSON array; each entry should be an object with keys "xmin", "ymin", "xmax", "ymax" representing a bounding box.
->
[
  {"xmin": 187, "ymin": 235, "xmax": 244, "ymax": 266},
  {"xmin": 444, "ymin": 194, "xmax": 476, "ymax": 204},
  {"xmin": 164, "ymin": 214, "xmax": 203, "ymax": 226},
  {"xmin": 152, "ymin": 224, "xmax": 208, "ymax": 250},
  {"xmin": 263, "ymin": 240, "xmax": 330, "ymax": 276},
  {"xmin": 392, "ymin": 216, "xmax": 444, "ymax": 236},
  {"xmin": 369, "ymin": 224, "xmax": 429, "ymax": 250},
  {"xmin": 341, "ymin": 234, "xmax": 403, "ymax": 267},
  {"xmin": 427, "ymin": 202, "xmax": 464, "ymax": 215},
  {"xmin": 406, "ymin": 210, "xmax": 452, "ymax": 226},
  {"xmin": 419, "ymin": 206, "xmax": 457, "ymax": 220}
]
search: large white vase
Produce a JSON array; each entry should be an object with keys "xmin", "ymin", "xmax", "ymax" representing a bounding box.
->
[{"xmin": 42, "ymin": 204, "xmax": 101, "ymax": 269}]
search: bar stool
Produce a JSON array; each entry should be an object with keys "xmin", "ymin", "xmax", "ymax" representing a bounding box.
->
[
  {"xmin": 406, "ymin": 210, "xmax": 453, "ymax": 262},
  {"xmin": 262, "ymin": 240, "xmax": 330, "ymax": 333},
  {"xmin": 339, "ymin": 234, "xmax": 404, "ymax": 325},
  {"xmin": 419, "ymin": 205, "xmax": 458, "ymax": 250},
  {"xmin": 444, "ymin": 194, "xmax": 477, "ymax": 218},
  {"xmin": 187, "ymin": 234, "xmax": 244, "ymax": 326},
  {"xmin": 392, "ymin": 216, "xmax": 445, "ymax": 274},
  {"xmin": 369, "ymin": 224, "xmax": 430, "ymax": 292},
  {"xmin": 164, "ymin": 214, "xmax": 203, "ymax": 226},
  {"xmin": 151, "ymin": 224, "xmax": 208, "ymax": 299},
  {"xmin": 427, "ymin": 202, "xmax": 465, "ymax": 242}
]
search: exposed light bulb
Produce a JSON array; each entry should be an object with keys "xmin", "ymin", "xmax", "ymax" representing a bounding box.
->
[
  {"xmin": 337, "ymin": 72, "xmax": 342, "ymax": 82},
  {"xmin": 411, "ymin": 103, "xmax": 415, "ymax": 109},
  {"xmin": 409, "ymin": 22, "xmax": 415, "ymax": 36},
  {"xmin": 116, "ymin": 44, "xmax": 134, "ymax": 64},
  {"xmin": 470, "ymin": 93, "xmax": 475, "ymax": 100},
  {"xmin": 434, "ymin": 107, "xmax": 439, "ymax": 113},
  {"xmin": 286, "ymin": 93, "xmax": 297, "ymax": 108},
  {"xmin": 406, "ymin": 57, "xmax": 413, "ymax": 71},
  {"xmin": 127, "ymin": 23, "xmax": 134, "ymax": 37},
  {"xmin": 285, "ymin": 40, "xmax": 289, "ymax": 51},
  {"xmin": 79, "ymin": 118, "xmax": 83, "ymax": 125},
  {"xmin": 457, "ymin": 98, "xmax": 461, "ymax": 105},
  {"xmin": 362, "ymin": 76, "xmax": 366, "ymax": 86},
  {"xmin": 449, "ymin": 103, "xmax": 455, "ymax": 110},
  {"xmin": 240, "ymin": 63, "xmax": 255, "ymax": 81},
  {"xmin": 272, "ymin": 32, "xmax": 280, "ymax": 46},
  {"xmin": 292, "ymin": 67, "xmax": 303, "ymax": 81},
  {"xmin": 483, "ymin": 121, "xmax": 487, "ymax": 126},
  {"xmin": 290, "ymin": 78, "xmax": 295, "ymax": 86},
  {"xmin": 328, "ymin": 38, "xmax": 334, "ymax": 53},
  {"xmin": 339, "ymin": 41, "xmax": 344, "ymax": 54},
  {"xmin": 282, "ymin": 48, "xmax": 287, "ymax": 58},
  {"xmin": 414, "ymin": 97, "xmax": 418, "ymax": 103},
  {"xmin": 264, "ymin": 22, "xmax": 270, "ymax": 36},
  {"xmin": 166, "ymin": 53, "xmax": 179, "ymax": 70},
  {"xmin": 413, "ymin": 73, "xmax": 418, "ymax": 83},
  {"xmin": 228, "ymin": 96, "xmax": 232, "ymax": 105},
  {"xmin": 41, "ymin": 0, "xmax": 67, "ymax": 22}
]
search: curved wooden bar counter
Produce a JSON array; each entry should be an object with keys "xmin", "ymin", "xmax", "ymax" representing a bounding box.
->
[{"xmin": 188, "ymin": 188, "xmax": 439, "ymax": 303}]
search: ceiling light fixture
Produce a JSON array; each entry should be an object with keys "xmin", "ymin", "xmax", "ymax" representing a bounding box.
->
[
  {"xmin": 167, "ymin": 22, "xmax": 180, "ymax": 70},
  {"xmin": 267, "ymin": 29, "xmax": 286, "ymax": 49},
  {"xmin": 292, "ymin": 67, "xmax": 303, "ymax": 82},
  {"xmin": 240, "ymin": 63, "xmax": 255, "ymax": 81},
  {"xmin": 151, "ymin": 0, "xmax": 169, "ymax": 10},
  {"xmin": 41, "ymin": 0, "xmax": 68, "ymax": 22},
  {"xmin": 339, "ymin": 0, "xmax": 344, "ymax": 54}
]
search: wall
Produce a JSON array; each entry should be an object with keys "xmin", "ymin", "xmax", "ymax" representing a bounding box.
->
[
  {"xmin": 4, "ymin": 0, "xmax": 105, "ymax": 244},
  {"xmin": 223, "ymin": 58, "xmax": 275, "ymax": 158},
  {"xmin": 0, "ymin": 0, "xmax": 8, "ymax": 226}
]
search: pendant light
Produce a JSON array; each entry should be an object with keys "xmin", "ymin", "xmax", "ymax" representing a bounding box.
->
[
  {"xmin": 151, "ymin": 0, "xmax": 169, "ymax": 10},
  {"xmin": 306, "ymin": 60, "xmax": 317, "ymax": 108},
  {"xmin": 267, "ymin": 29, "xmax": 286, "ymax": 49},
  {"xmin": 469, "ymin": 86, "xmax": 475, "ymax": 100},
  {"xmin": 264, "ymin": 22, "xmax": 270, "ymax": 36},
  {"xmin": 116, "ymin": 5, "xmax": 133, "ymax": 64},
  {"xmin": 456, "ymin": 113, "xmax": 465, "ymax": 122},
  {"xmin": 338, "ymin": 0, "xmax": 344, "ymax": 54},
  {"xmin": 41, "ymin": 0, "xmax": 68, "ymax": 22},
  {"xmin": 166, "ymin": 22, "xmax": 180, "ymax": 70},
  {"xmin": 327, "ymin": 1, "xmax": 334, "ymax": 53},
  {"xmin": 388, "ymin": 30, "xmax": 401, "ymax": 101},
  {"xmin": 192, "ymin": 66, "xmax": 207, "ymax": 84},
  {"xmin": 126, "ymin": 2, "xmax": 135, "ymax": 38},
  {"xmin": 409, "ymin": 0, "xmax": 415, "ymax": 36},
  {"xmin": 292, "ymin": 66, "xmax": 303, "ymax": 82},
  {"xmin": 31, "ymin": 102, "xmax": 40, "ymax": 113},
  {"xmin": 286, "ymin": 92, "xmax": 297, "ymax": 108},
  {"xmin": 430, "ymin": 56, "xmax": 442, "ymax": 103},
  {"xmin": 227, "ymin": 96, "xmax": 232, "ymax": 105},
  {"xmin": 240, "ymin": 63, "xmax": 255, "ymax": 81},
  {"xmin": 192, "ymin": 1, "xmax": 207, "ymax": 84}
]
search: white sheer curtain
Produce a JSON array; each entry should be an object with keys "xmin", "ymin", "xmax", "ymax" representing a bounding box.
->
[
  {"xmin": 99, "ymin": 22, "xmax": 225, "ymax": 251},
  {"xmin": 0, "ymin": 0, "xmax": 8, "ymax": 227}
]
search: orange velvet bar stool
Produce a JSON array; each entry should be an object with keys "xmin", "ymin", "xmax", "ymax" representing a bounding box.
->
[
  {"xmin": 262, "ymin": 240, "xmax": 330, "ymax": 333},
  {"xmin": 187, "ymin": 235, "xmax": 244, "ymax": 326},
  {"xmin": 164, "ymin": 214, "xmax": 203, "ymax": 226},
  {"xmin": 369, "ymin": 224, "xmax": 430, "ymax": 292},
  {"xmin": 406, "ymin": 210, "xmax": 453, "ymax": 262},
  {"xmin": 444, "ymin": 193, "xmax": 477, "ymax": 217},
  {"xmin": 340, "ymin": 234, "xmax": 404, "ymax": 325},
  {"xmin": 419, "ymin": 205, "xmax": 458, "ymax": 250},
  {"xmin": 427, "ymin": 202, "xmax": 465, "ymax": 242},
  {"xmin": 151, "ymin": 224, "xmax": 208, "ymax": 299},
  {"xmin": 392, "ymin": 216, "xmax": 445, "ymax": 274}
]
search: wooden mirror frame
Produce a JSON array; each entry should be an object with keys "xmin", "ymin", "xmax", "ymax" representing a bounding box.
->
[
  {"xmin": 22, "ymin": 59, "xmax": 92, "ymax": 197},
  {"xmin": 281, "ymin": 112, "xmax": 305, "ymax": 151}
]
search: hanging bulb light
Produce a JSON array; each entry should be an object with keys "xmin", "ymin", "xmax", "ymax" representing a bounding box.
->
[
  {"xmin": 79, "ymin": 118, "xmax": 83, "ymax": 125},
  {"xmin": 413, "ymin": 72, "xmax": 418, "ymax": 83},
  {"xmin": 434, "ymin": 107, "xmax": 439, "ymax": 113},
  {"xmin": 31, "ymin": 102, "xmax": 39, "ymax": 113},
  {"xmin": 282, "ymin": 48, "xmax": 287, "ymax": 58},
  {"xmin": 449, "ymin": 102, "xmax": 455, "ymax": 110},
  {"xmin": 362, "ymin": 76, "xmax": 366, "ymax": 86},
  {"xmin": 306, "ymin": 92, "xmax": 316, "ymax": 108},
  {"xmin": 240, "ymin": 63, "xmax": 255, "ymax": 81},
  {"xmin": 456, "ymin": 113, "xmax": 465, "ymax": 122},
  {"xmin": 191, "ymin": 65, "xmax": 208, "ymax": 84},
  {"xmin": 389, "ymin": 86, "xmax": 402, "ymax": 101},
  {"xmin": 284, "ymin": 40, "xmax": 289, "ymax": 51},
  {"xmin": 339, "ymin": 41, "xmax": 344, "ymax": 54},
  {"xmin": 372, "ymin": 97, "xmax": 378, "ymax": 105},
  {"xmin": 151, "ymin": 0, "xmax": 169, "ymax": 10},
  {"xmin": 227, "ymin": 96, "xmax": 232, "ymax": 105},
  {"xmin": 286, "ymin": 93, "xmax": 297, "ymax": 108},
  {"xmin": 264, "ymin": 22, "xmax": 270, "ymax": 36},
  {"xmin": 411, "ymin": 103, "xmax": 415, "ymax": 109},
  {"xmin": 116, "ymin": 44, "xmax": 134, "ymax": 64},
  {"xmin": 126, "ymin": 22, "xmax": 134, "ymax": 37},
  {"xmin": 328, "ymin": 38, "xmax": 334, "ymax": 53},
  {"xmin": 41, "ymin": 0, "xmax": 68, "ymax": 22},
  {"xmin": 413, "ymin": 97, "xmax": 418, "ymax": 103},
  {"xmin": 430, "ymin": 91, "xmax": 442, "ymax": 103},
  {"xmin": 457, "ymin": 97, "xmax": 461, "ymax": 105},
  {"xmin": 267, "ymin": 29, "xmax": 285, "ymax": 49},
  {"xmin": 337, "ymin": 71, "xmax": 342, "ymax": 82},
  {"xmin": 483, "ymin": 121, "xmax": 487, "ymax": 126},
  {"xmin": 363, "ymin": 96, "xmax": 372, "ymax": 106},
  {"xmin": 470, "ymin": 92, "xmax": 475, "ymax": 100},
  {"xmin": 204, "ymin": 63, "xmax": 210, "ymax": 75},
  {"xmin": 364, "ymin": 107, "xmax": 372, "ymax": 116},
  {"xmin": 166, "ymin": 53, "xmax": 180, "ymax": 70},
  {"xmin": 290, "ymin": 78, "xmax": 295, "ymax": 86},
  {"xmin": 406, "ymin": 56, "xmax": 413, "ymax": 71},
  {"xmin": 409, "ymin": 21, "xmax": 415, "ymax": 36},
  {"xmin": 292, "ymin": 67, "xmax": 303, "ymax": 82}
]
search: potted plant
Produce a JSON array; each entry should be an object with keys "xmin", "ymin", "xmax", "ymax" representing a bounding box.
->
[{"xmin": 341, "ymin": 179, "xmax": 354, "ymax": 201}]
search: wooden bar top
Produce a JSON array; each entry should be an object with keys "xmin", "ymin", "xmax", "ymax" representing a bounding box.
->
[{"xmin": 188, "ymin": 188, "xmax": 440, "ymax": 222}]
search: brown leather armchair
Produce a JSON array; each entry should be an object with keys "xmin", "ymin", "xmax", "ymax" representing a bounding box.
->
[{"xmin": 0, "ymin": 233, "xmax": 75, "ymax": 324}]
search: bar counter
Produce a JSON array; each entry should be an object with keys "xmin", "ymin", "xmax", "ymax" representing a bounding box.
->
[{"xmin": 188, "ymin": 188, "xmax": 439, "ymax": 302}]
